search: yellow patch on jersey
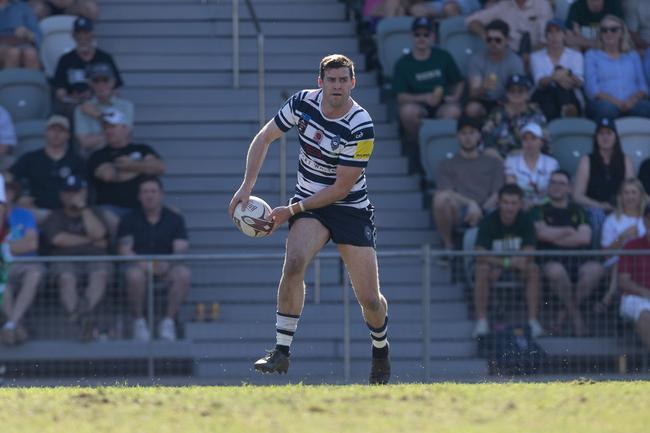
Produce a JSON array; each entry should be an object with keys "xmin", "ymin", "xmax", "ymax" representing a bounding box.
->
[{"xmin": 354, "ymin": 139, "xmax": 374, "ymax": 160}]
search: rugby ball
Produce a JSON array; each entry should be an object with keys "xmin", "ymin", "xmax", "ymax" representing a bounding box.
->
[{"xmin": 232, "ymin": 196, "xmax": 274, "ymax": 237}]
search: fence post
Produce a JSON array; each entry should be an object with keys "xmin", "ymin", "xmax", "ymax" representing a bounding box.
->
[
  {"xmin": 343, "ymin": 264, "xmax": 351, "ymax": 383},
  {"xmin": 314, "ymin": 256, "xmax": 321, "ymax": 304},
  {"xmin": 422, "ymin": 244, "xmax": 431, "ymax": 381},
  {"xmin": 147, "ymin": 260, "xmax": 155, "ymax": 379}
]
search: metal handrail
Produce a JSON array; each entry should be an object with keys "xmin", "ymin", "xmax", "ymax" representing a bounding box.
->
[{"xmin": 232, "ymin": 0, "xmax": 266, "ymax": 128}]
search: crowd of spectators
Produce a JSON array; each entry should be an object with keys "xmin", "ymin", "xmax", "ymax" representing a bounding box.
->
[{"xmin": 0, "ymin": 5, "xmax": 191, "ymax": 346}]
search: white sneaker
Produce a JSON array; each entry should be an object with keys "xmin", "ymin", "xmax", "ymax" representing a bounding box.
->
[
  {"xmin": 528, "ymin": 319, "xmax": 545, "ymax": 338},
  {"xmin": 133, "ymin": 318, "xmax": 150, "ymax": 341},
  {"xmin": 158, "ymin": 317, "xmax": 176, "ymax": 341},
  {"xmin": 472, "ymin": 318, "xmax": 489, "ymax": 338}
]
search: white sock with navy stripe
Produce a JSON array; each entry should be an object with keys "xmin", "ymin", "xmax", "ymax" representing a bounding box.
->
[
  {"xmin": 275, "ymin": 311, "xmax": 300, "ymax": 356},
  {"xmin": 367, "ymin": 316, "xmax": 389, "ymax": 358}
]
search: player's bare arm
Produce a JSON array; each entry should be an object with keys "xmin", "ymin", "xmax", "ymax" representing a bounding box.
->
[{"xmin": 228, "ymin": 119, "xmax": 284, "ymax": 217}]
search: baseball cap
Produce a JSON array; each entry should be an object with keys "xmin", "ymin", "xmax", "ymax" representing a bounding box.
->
[
  {"xmin": 596, "ymin": 117, "xmax": 618, "ymax": 134},
  {"xmin": 60, "ymin": 175, "xmax": 87, "ymax": 192},
  {"xmin": 456, "ymin": 115, "xmax": 483, "ymax": 132},
  {"xmin": 88, "ymin": 63, "xmax": 115, "ymax": 80},
  {"xmin": 545, "ymin": 18, "xmax": 566, "ymax": 32},
  {"xmin": 412, "ymin": 17, "xmax": 433, "ymax": 33},
  {"xmin": 73, "ymin": 16, "xmax": 94, "ymax": 33},
  {"xmin": 520, "ymin": 122, "xmax": 544, "ymax": 139},
  {"xmin": 506, "ymin": 73, "xmax": 532, "ymax": 89},
  {"xmin": 102, "ymin": 109, "xmax": 128, "ymax": 126},
  {"xmin": 46, "ymin": 115, "xmax": 70, "ymax": 130}
]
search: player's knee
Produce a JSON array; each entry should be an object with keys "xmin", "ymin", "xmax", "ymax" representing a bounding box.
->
[
  {"xmin": 172, "ymin": 265, "xmax": 192, "ymax": 286},
  {"xmin": 283, "ymin": 254, "xmax": 309, "ymax": 279},
  {"xmin": 126, "ymin": 266, "xmax": 146, "ymax": 285},
  {"xmin": 433, "ymin": 190, "xmax": 452, "ymax": 207},
  {"xmin": 358, "ymin": 292, "xmax": 382, "ymax": 312}
]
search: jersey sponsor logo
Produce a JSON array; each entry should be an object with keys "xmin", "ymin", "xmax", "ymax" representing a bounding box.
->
[
  {"xmin": 331, "ymin": 135, "xmax": 341, "ymax": 151},
  {"xmin": 300, "ymin": 153, "xmax": 336, "ymax": 174},
  {"xmin": 415, "ymin": 69, "xmax": 442, "ymax": 81},
  {"xmin": 354, "ymin": 131, "xmax": 363, "ymax": 139},
  {"xmin": 298, "ymin": 114, "xmax": 310, "ymax": 134},
  {"xmin": 304, "ymin": 143, "xmax": 323, "ymax": 159},
  {"xmin": 313, "ymin": 130, "xmax": 323, "ymax": 144},
  {"xmin": 354, "ymin": 140, "xmax": 374, "ymax": 160}
]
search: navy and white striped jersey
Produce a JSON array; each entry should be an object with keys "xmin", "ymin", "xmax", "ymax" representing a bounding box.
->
[{"xmin": 273, "ymin": 89, "xmax": 375, "ymax": 209}]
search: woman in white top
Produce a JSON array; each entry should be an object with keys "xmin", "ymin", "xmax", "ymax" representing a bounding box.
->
[
  {"xmin": 504, "ymin": 122, "xmax": 559, "ymax": 210},
  {"xmin": 597, "ymin": 178, "xmax": 648, "ymax": 312},
  {"xmin": 531, "ymin": 19, "xmax": 584, "ymax": 121}
]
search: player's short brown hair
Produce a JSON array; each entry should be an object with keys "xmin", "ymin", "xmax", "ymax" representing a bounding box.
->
[{"xmin": 319, "ymin": 54, "xmax": 355, "ymax": 80}]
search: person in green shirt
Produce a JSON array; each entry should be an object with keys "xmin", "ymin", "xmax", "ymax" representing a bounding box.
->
[
  {"xmin": 473, "ymin": 183, "xmax": 543, "ymax": 338},
  {"xmin": 393, "ymin": 16, "xmax": 464, "ymax": 174}
]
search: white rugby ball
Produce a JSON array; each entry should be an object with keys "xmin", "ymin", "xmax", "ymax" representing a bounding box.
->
[{"xmin": 232, "ymin": 196, "xmax": 274, "ymax": 237}]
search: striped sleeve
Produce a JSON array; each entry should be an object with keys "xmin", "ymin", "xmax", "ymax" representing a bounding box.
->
[
  {"xmin": 339, "ymin": 113, "xmax": 374, "ymax": 168},
  {"xmin": 273, "ymin": 91, "xmax": 303, "ymax": 132}
]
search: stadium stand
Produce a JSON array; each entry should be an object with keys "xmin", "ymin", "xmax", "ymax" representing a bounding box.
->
[
  {"xmin": 418, "ymin": 118, "xmax": 457, "ymax": 187},
  {"xmin": 13, "ymin": 119, "xmax": 46, "ymax": 158},
  {"xmin": 616, "ymin": 116, "xmax": 650, "ymax": 171},
  {"xmin": 38, "ymin": 15, "xmax": 77, "ymax": 77},
  {"xmin": 438, "ymin": 15, "xmax": 485, "ymax": 74},
  {"xmin": 547, "ymin": 117, "xmax": 595, "ymax": 175},
  {"xmin": 0, "ymin": 69, "xmax": 51, "ymax": 122},
  {"xmin": 375, "ymin": 16, "xmax": 412, "ymax": 83}
]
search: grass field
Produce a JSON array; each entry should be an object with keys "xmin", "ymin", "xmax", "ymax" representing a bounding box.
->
[{"xmin": 1, "ymin": 382, "xmax": 649, "ymax": 433}]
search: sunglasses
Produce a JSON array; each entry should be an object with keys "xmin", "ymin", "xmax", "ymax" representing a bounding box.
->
[
  {"xmin": 600, "ymin": 26, "xmax": 621, "ymax": 34},
  {"xmin": 486, "ymin": 37, "xmax": 504, "ymax": 44},
  {"xmin": 92, "ymin": 77, "xmax": 111, "ymax": 83},
  {"xmin": 413, "ymin": 32, "xmax": 431, "ymax": 38}
]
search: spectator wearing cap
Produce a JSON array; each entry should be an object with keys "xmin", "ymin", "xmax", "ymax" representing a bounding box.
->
[
  {"xmin": 433, "ymin": 115, "xmax": 504, "ymax": 256},
  {"xmin": 40, "ymin": 174, "xmax": 110, "ymax": 341},
  {"xmin": 482, "ymin": 73, "xmax": 547, "ymax": 159},
  {"xmin": 87, "ymin": 109, "xmax": 164, "ymax": 235},
  {"xmin": 530, "ymin": 19, "xmax": 584, "ymax": 121},
  {"xmin": 74, "ymin": 62, "xmax": 135, "ymax": 154},
  {"xmin": 28, "ymin": 0, "xmax": 99, "ymax": 22},
  {"xmin": 52, "ymin": 17, "xmax": 123, "ymax": 117},
  {"xmin": 565, "ymin": 0, "xmax": 624, "ymax": 50},
  {"xmin": 0, "ymin": 104, "xmax": 17, "ymax": 169},
  {"xmin": 465, "ymin": 0, "xmax": 552, "ymax": 55},
  {"xmin": 465, "ymin": 19, "xmax": 524, "ymax": 119},
  {"xmin": 504, "ymin": 122, "xmax": 559, "ymax": 210},
  {"xmin": 617, "ymin": 202, "xmax": 650, "ymax": 350},
  {"xmin": 624, "ymin": 0, "xmax": 650, "ymax": 51},
  {"xmin": 408, "ymin": 0, "xmax": 480, "ymax": 18},
  {"xmin": 573, "ymin": 117, "xmax": 635, "ymax": 246},
  {"xmin": 7, "ymin": 115, "xmax": 86, "ymax": 223},
  {"xmin": 1, "ymin": 178, "xmax": 44, "ymax": 346},
  {"xmin": 393, "ymin": 16, "xmax": 464, "ymax": 174},
  {"xmin": 118, "ymin": 176, "xmax": 191, "ymax": 342},
  {"xmin": 584, "ymin": 14, "xmax": 650, "ymax": 120},
  {"xmin": 0, "ymin": 0, "xmax": 41, "ymax": 69}
]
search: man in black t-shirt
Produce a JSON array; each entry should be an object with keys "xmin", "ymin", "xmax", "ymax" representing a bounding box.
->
[
  {"xmin": 117, "ymin": 176, "xmax": 191, "ymax": 342},
  {"xmin": 8, "ymin": 115, "xmax": 86, "ymax": 222},
  {"xmin": 473, "ymin": 184, "xmax": 543, "ymax": 338},
  {"xmin": 87, "ymin": 109, "xmax": 165, "ymax": 233},
  {"xmin": 52, "ymin": 17, "xmax": 123, "ymax": 116},
  {"xmin": 565, "ymin": 0, "xmax": 624, "ymax": 49},
  {"xmin": 530, "ymin": 169, "xmax": 604, "ymax": 336}
]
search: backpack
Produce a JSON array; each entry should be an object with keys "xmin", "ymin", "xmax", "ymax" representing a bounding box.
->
[{"xmin": 489, "ymin": 324, "xmax": 546, "ymax": 375}]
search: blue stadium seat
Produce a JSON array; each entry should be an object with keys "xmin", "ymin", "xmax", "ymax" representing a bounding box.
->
[
  {"xmin": 14, "ymin": 119, "xmax": 45, "ymax": 158},
  {"xmin": 615, "ymin": 117, "xmax": 650, "ymax": 172},
  {"xmin": 376, "ymin": 16, "xmax": 413, "ymax": 82},
  {"xmin": 418, "ymin": 118, "xmax": 457, "ymax": 185},
  {"xmin": 548, "ymin": 117, "xmax": 596, "ymax": 175},
  {"xmin": 0, "ymin": 69, "xmax": 51, "ymax": 122},
  {"xmin": 438, "ymin": 16, "xmax": 485, "ymax": 74},
  {"xmin": 39, "ymin": 15, "xmax": 76, "ymax": 78},
  {"xmin": 554, "ymin": 0, "xmax": 574, "ymax": 21}
]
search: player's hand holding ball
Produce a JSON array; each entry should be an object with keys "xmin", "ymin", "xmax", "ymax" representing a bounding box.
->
[{"xmin": 230, "ymin": 192, "xmax": 274, "ymax": 238}]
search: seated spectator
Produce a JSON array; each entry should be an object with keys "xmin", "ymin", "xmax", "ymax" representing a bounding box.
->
[
  {"xmin": 530, "ymin": 169, "xmax": 604, "ymax": 337},
  {"xmin": 0, "ymin": 104, "xmax": 16, "ymax": 169},
  {"xmin": 601, "ymin": 179, "xmax": 648, "ymax": 251},
  {"xmin": 408, "ymin": 0, "xmax": 481, "ymax": 18},
  {"xmin": 28, "ymin": 0, "xmax": 99, "ymax": 21},
  {"xmin": 52, "ymin": 17, "xmax": 123, "ymax": 118},
  {"xmin": 394, "ymin": 17, "xmax": 464, "ymax": 174},
  {"xmin": 465, "ymin": 0, "xmax": 552, "ymax": 55},
  {"xmin": 565, "ymin": 0, "xmax": 624, "ymax": 50},
  {"xmin": 433, "ymin": 116, "xmax": 504, "ymax": 255},
  {"xmin": 504, "ymin": 122, "xmax": 559, "ymax": 209},
  {"xmin": 645, "ymin": 47, "xmax": 650, "ymax": 87},
  {"xmin": 584, "ymin": 15, "xmax": 650, "ymax": 120},
  {"xmin": 530, "ymin": 19, "xmax": 584, "ymax": 121},
  {"xmin": 87, "ymin": 109, "xmax": 165, "ymax": 234},
  {"xmin": 0, "ymin": 0, "xmax": 41, "ymax": 69},
  {"xmin": 40, "ymin": 175, "xmax": 110, "ymax": 341},
  {"xmin": 481, "ymin": 74, "xmax": 547, "ymax": 159},
  {"xmin": 624, "ymin": 0, "xmax": 650, "ymax": 51},
  {"xmin": 473, "ymin": 184, "xmax": 543, "ymax": 338},
  {"xmin": 617, "ymin": 203, "xmax": 650, "ymax": 350},
  {"xmin": 465, "ymin": 19, "xmax": 524, "ymax": 118},
  {"xmin": 363, "ymin": 0, "xmax": 409, "ymax": 21},
  {"xmin": 7, "ymin": 115, "xmax": 86, "ymax": 223},
  {"xmin": 74, "ymin": 62, "xmax": 135, "ymax": 155},
  {"xmin": 1, "ymin": 179, "xmax": 44, "ymax": 346},
  {"xmin": 573, "ymin": 117, "xmax": 634, "ymax": 244},
  {"xmin": 117, "ymin": 176, "xmax": 191, "ymax": 342}
]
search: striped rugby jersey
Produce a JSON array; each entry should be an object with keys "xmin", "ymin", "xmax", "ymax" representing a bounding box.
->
[{"xmin": 273, "ymin": 89, "xmax": 375, "ymax": 209}]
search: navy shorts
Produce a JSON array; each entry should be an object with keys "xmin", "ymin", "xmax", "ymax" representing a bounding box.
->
[{"xmin": 288, "ymin": 199, "xmax": 377, "ymax": 248}]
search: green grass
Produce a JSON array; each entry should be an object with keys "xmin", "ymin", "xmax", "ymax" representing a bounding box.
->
[{"xmin": 1, "ymin": 382, "xmax": 649, "ymax": 433}]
